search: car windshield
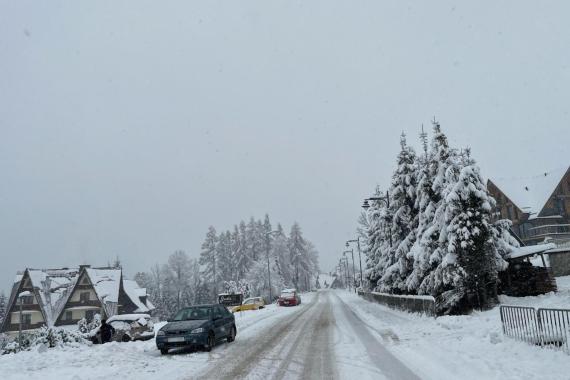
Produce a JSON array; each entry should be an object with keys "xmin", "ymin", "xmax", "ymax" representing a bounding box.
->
[{"xmin": 173, "ymin": 307, "xmax": 211, "ymax": 321}]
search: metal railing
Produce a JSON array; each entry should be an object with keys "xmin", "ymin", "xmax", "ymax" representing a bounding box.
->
[{"xmin": 500, "ymin": 305, "xmax": 570, "ymax": 353}]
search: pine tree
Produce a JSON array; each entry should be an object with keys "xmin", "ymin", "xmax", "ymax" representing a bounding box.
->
[
  {"xmin": 0, "ymin": 291, "xmax": 7, "ymax": 326},
  {"xmin": 236, "ymin": 221, "xmax": 250, "ymax": 280},
  {"xmin": 217, "ymin": 230, "xmax": 234, "ymax": 283},
  {"xmin": 288, "ymin": 222, "xmax": 308, "ymax": 290},
  {"xmin": 381, "ymin": 133, "xmax": 418, "ymax": 293},
  {"xmin": 199, "ymin": 226, "xmax": 219, "ymax": 300}
]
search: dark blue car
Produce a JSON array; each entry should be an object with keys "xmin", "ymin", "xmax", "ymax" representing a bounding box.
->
[{"xmin": 156, "ymin": 304, "xmax": 236, "ymax": 355}]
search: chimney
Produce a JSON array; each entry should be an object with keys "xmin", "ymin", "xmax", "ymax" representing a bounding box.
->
[{"xmin": 79, "ymin": 265, "xmax": 91, "ymax": 271}]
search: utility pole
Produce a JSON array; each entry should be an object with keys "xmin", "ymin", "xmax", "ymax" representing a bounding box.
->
[
  {"xmin": 344, "ymin": 249, "xmax": 356, "ymax": 293},
  {"xmin": 346, "ymin": 238, "xmax": 363, "ymax": 289}
]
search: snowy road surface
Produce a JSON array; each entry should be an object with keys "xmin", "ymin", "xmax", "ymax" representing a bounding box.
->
[
  {"xmin": 3, "ymin": 287, "xmax": 570, "ymax": 379},
  {"xmin": 197, "ymin": 290, "xmax": 418, "ymax": 379}
]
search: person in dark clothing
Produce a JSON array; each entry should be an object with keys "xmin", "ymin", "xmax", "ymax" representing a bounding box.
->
[{"xmin": 100, "ymin": 319, "xmax": 115, "ymax": 344}]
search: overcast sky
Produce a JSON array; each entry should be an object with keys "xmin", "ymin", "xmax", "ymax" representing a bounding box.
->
[{"xmin": 1, "ymin": 1, "xmax": 569, "ymax": 293}]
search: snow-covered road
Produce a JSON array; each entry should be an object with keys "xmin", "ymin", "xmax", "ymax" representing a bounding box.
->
[
  {"xmin": 3, "ymin": 287, "xmax": 570, "ymax": 379},
  {"xmin": 196, "ymin": 290, "xmax": 418, "ymax": 379}
]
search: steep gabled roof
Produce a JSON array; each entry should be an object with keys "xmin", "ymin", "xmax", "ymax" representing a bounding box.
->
[
  {"xmin": 1, "ymin": 268, "xmax": 80, "ymax": 331},
  {"xmin": 122, "ymin": 279, "xmax": 155, "ymax": 313},
  {"xmin": 490, "ymin": 166, "xmax": 569, "ymax": 218},
  {"xmin": 85, "ymin": 268, "xmax": 122, "ymax": 304}
]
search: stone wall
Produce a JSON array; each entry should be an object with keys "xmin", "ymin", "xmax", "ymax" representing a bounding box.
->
[{"xmin": 357, "ymin": 290, "xmax": 436, "ymax": 317}]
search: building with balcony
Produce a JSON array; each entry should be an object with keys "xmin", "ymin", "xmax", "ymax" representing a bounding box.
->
[
  {"xmin": 488, "ymin": 166, "xmax": 570, "ymax": 246},
  {"xmin": 1, "ymin": 265, "xmax": 154, "ymax": 336}
]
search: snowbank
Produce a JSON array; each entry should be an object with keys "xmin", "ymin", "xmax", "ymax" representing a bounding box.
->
[
  {"xmin": 340, "ymin": 283, "xmax": 570, "ymax": 380},
  {"xmin": 0, "ymin": 293, "xmax": 315, "ymax": 380}
]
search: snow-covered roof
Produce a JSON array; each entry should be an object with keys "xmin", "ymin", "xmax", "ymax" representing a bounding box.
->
[
  {"xmin": 507, "ymin": 243, "xmax": 557, "ymax": 260},
  {"xmin": 22, "ymin": 268, "xmax": 81, "ymax": 326},
  {"xmin": 86, "ymin": 268, "xmax": 122, "ymax": 303},
  {"xmin": 490, "ymin": 166, "xmax": 569, "ymax": 218},
  {"xmin": 122, "ymin": 279, "xmax": 154, "ymax": 313}
]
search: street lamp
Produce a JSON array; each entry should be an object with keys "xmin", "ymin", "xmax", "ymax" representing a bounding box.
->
[
  {"xmin": 344, "ymin": 249, "xmax": 356, "ymax": 293},
  {"xmin": 17, "ymin": 291, "xmax": 31, "ymax": 350},
  {"xmin": 342, "ymin": 253, "xmax": 351, "ymax": 292},
  {"xmin": 362, "ymin": 190, "xmax": 392, "ymax": 248},
  {"xmin": 346, "ymin": 238, "xmax": 363, "ymax": 289},
  {"xmin": 265, "ymin": 230, "xmax": 280, "ymax": 303}
]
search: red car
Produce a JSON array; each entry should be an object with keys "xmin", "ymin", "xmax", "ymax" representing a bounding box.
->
[{"xmin": 278, "ymin": 289, "xmax": 301, "ymax": 306}]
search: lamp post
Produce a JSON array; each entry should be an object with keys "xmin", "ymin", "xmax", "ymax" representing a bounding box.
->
[
  {"xmin": 346, "ymin": 238, "xmax": 363, "ymax": 289},
  {"xmin": 17, "ymin": 291, "xmax": 31, "ymax": 350},
  {"xmin": 342, "ymin": 253, "xmax": 351, "ymax": 292},
  {"xmin": 362, "ymin": 190, "xmax": 392, "ymax": 248},
  {"xmin": 344, "ymin": 249, "xmax": 356, "ymax": 293},
  {"xmin": 265, "ymin": 230, "xmax": 280, "ymax": 303}
]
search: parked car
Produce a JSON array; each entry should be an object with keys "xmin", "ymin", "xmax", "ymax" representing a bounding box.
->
[
  {"xmin": 156, "ymin": 304, "xmax": 236, "ymax": 355},
  {"xmin": 231, "ymin": 297, "xmax": 265, "ymax": 313},
  {"xmin": 278, "ymin": 289, "xmax": 301, "ymax": 306},
  {"xmin": 90, "ymin": 314, "xmax": 154, "ymax": 343}
]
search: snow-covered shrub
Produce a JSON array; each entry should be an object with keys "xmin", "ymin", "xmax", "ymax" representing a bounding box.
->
[
  {"xmin": 1, "ymin": 327, "xmax": 88, "ymax": 354},
  {"xmin": 77, "ymin": 314, "xmax": 101, "ymax": 334},
  {"xmin": 32, "ymin": 326, "xmax": 87, "ymax": 348}
]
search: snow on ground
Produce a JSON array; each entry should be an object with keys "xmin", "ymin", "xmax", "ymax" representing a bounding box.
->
[
  {"xmin": 0, "ymin": 293, "xmax": 315, "ymax": 380},
  {"xmin": 335, "ymin": 280, "xmax": 570, "ymax": 380}
]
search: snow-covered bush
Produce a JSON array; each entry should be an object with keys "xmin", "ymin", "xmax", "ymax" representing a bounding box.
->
[
  {"xmin": 77, "ymin": 314, "xmax": 101, "ymax": 334},
  {"xmin": 0, "ymin": 327, "xmax": 88, "ymax": 354}
]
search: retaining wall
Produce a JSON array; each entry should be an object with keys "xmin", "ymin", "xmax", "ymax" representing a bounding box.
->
[{"xmin": 357, "ymin": 290, "xmax": 436, "ymax": 317}]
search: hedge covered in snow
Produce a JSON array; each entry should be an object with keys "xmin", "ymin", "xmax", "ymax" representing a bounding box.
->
[{"xmin": 0, "ymin": 327, "xmax": 89, "ymax": 355}]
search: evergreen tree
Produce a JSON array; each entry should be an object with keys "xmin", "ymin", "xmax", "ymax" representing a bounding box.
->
[
  {"xmin": 217, "ymin": 230, "xmax": 234, "ymax": 283},
  {"xmin": 236, "ymin": 221, "xmax": 250, "ymax": 280},
  {"xmin": 199, "ymin": 226, "xmax": 219, "ymax": 300},
  {"xmin": 381, "ymin": 133, "xmax": 418, "ymax": 293},
  {"xmin": 0, "ymin": 291, "xmax": 6, "ymax": 326}
]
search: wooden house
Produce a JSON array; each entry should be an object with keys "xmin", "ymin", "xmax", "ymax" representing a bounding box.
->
[
  {"xmin": 488, "ymin": 165, "xmax": 570, "ymax": 245},
  {"xmin": 1, "ymin": 265, "xmax": 154, "ymax": 336}
]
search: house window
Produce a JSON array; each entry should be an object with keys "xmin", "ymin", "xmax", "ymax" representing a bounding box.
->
[
  {"xmin": 21, "ymin": 314, "xmax": 32, "ymax": 326},
  {"xmin": 80, "ymin": 292, "xmax": 90, "ymax": 302},
  {"xmin": 20, "ymin": 295, "xmax": 34, "ymax": 305},
  {"xmin": 85, "ymin": 310, "xmax": 95, "ymax": 322},
  {"xmin": 65, "ymin": 311, "xmax": 73, "ymax": 321}
]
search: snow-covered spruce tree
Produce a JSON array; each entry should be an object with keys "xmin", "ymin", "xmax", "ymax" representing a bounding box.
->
[
  {"xmin": 273, "ymin": 223, "xmax": 292, "ymax": 286},
  {"xmin": 216, "ymin": 231, "xmax": 234, "ymax": 285},
  {"xmin": 429, "ymin": 162, "xmax": 500, "ymax": 312},
  {"xmin": 288, "ymin": 222, "xmax": 309, "ymax": 290},
  {"xmin": 235, "ymin": 221, "xmax": 251, "ymax": 281},
  {"xmin": 0, "ymin": 291, "xmax": 6, "ymax": 326},
  {"xmin": 363, "ymin": 188, "xmax": 390, "ymax": 291},
  {"xmin": 199, "ymin": 226, "xmax": 219, "ymax": 299},
  {"xmin": 413, "ymin": 121, "xmax": 456, "ymax": 296},
  {"xmin": 380, "ymin": 134, "xmax": 418, "ymax": 294}
]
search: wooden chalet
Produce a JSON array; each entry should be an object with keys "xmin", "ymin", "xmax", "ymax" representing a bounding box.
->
[
  {"xmin": 1, "ymin": 265, "xmax": 154, "ymax": 336},
  {"xmin": 488, "ymin": 166, "xmax": 570, "ymax": 246}
]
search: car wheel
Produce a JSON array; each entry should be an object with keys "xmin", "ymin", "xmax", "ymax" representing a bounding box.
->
[
  {"xmin": 204, "ymin": 332, "xmax": 215, "ymax": 352},
  {"xmin": 227, "ymin": 326, "xmax": 236, "ymax": 343},
  {"xmin": 121, "ymin": 334, "xmax": 131, "ymax": 342},
  {"xmin": 160, "ymin": 348, "xmax": 169, "ymax": 355}
]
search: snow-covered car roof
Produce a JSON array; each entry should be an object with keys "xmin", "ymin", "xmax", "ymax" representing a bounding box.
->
[
  {"xmin": 107, "ymin": 313, "xmax": 151, "ymax": 323},
  {"xmin": 281, "ymin": 288, "xmax": 297, "ymax": 293}
]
